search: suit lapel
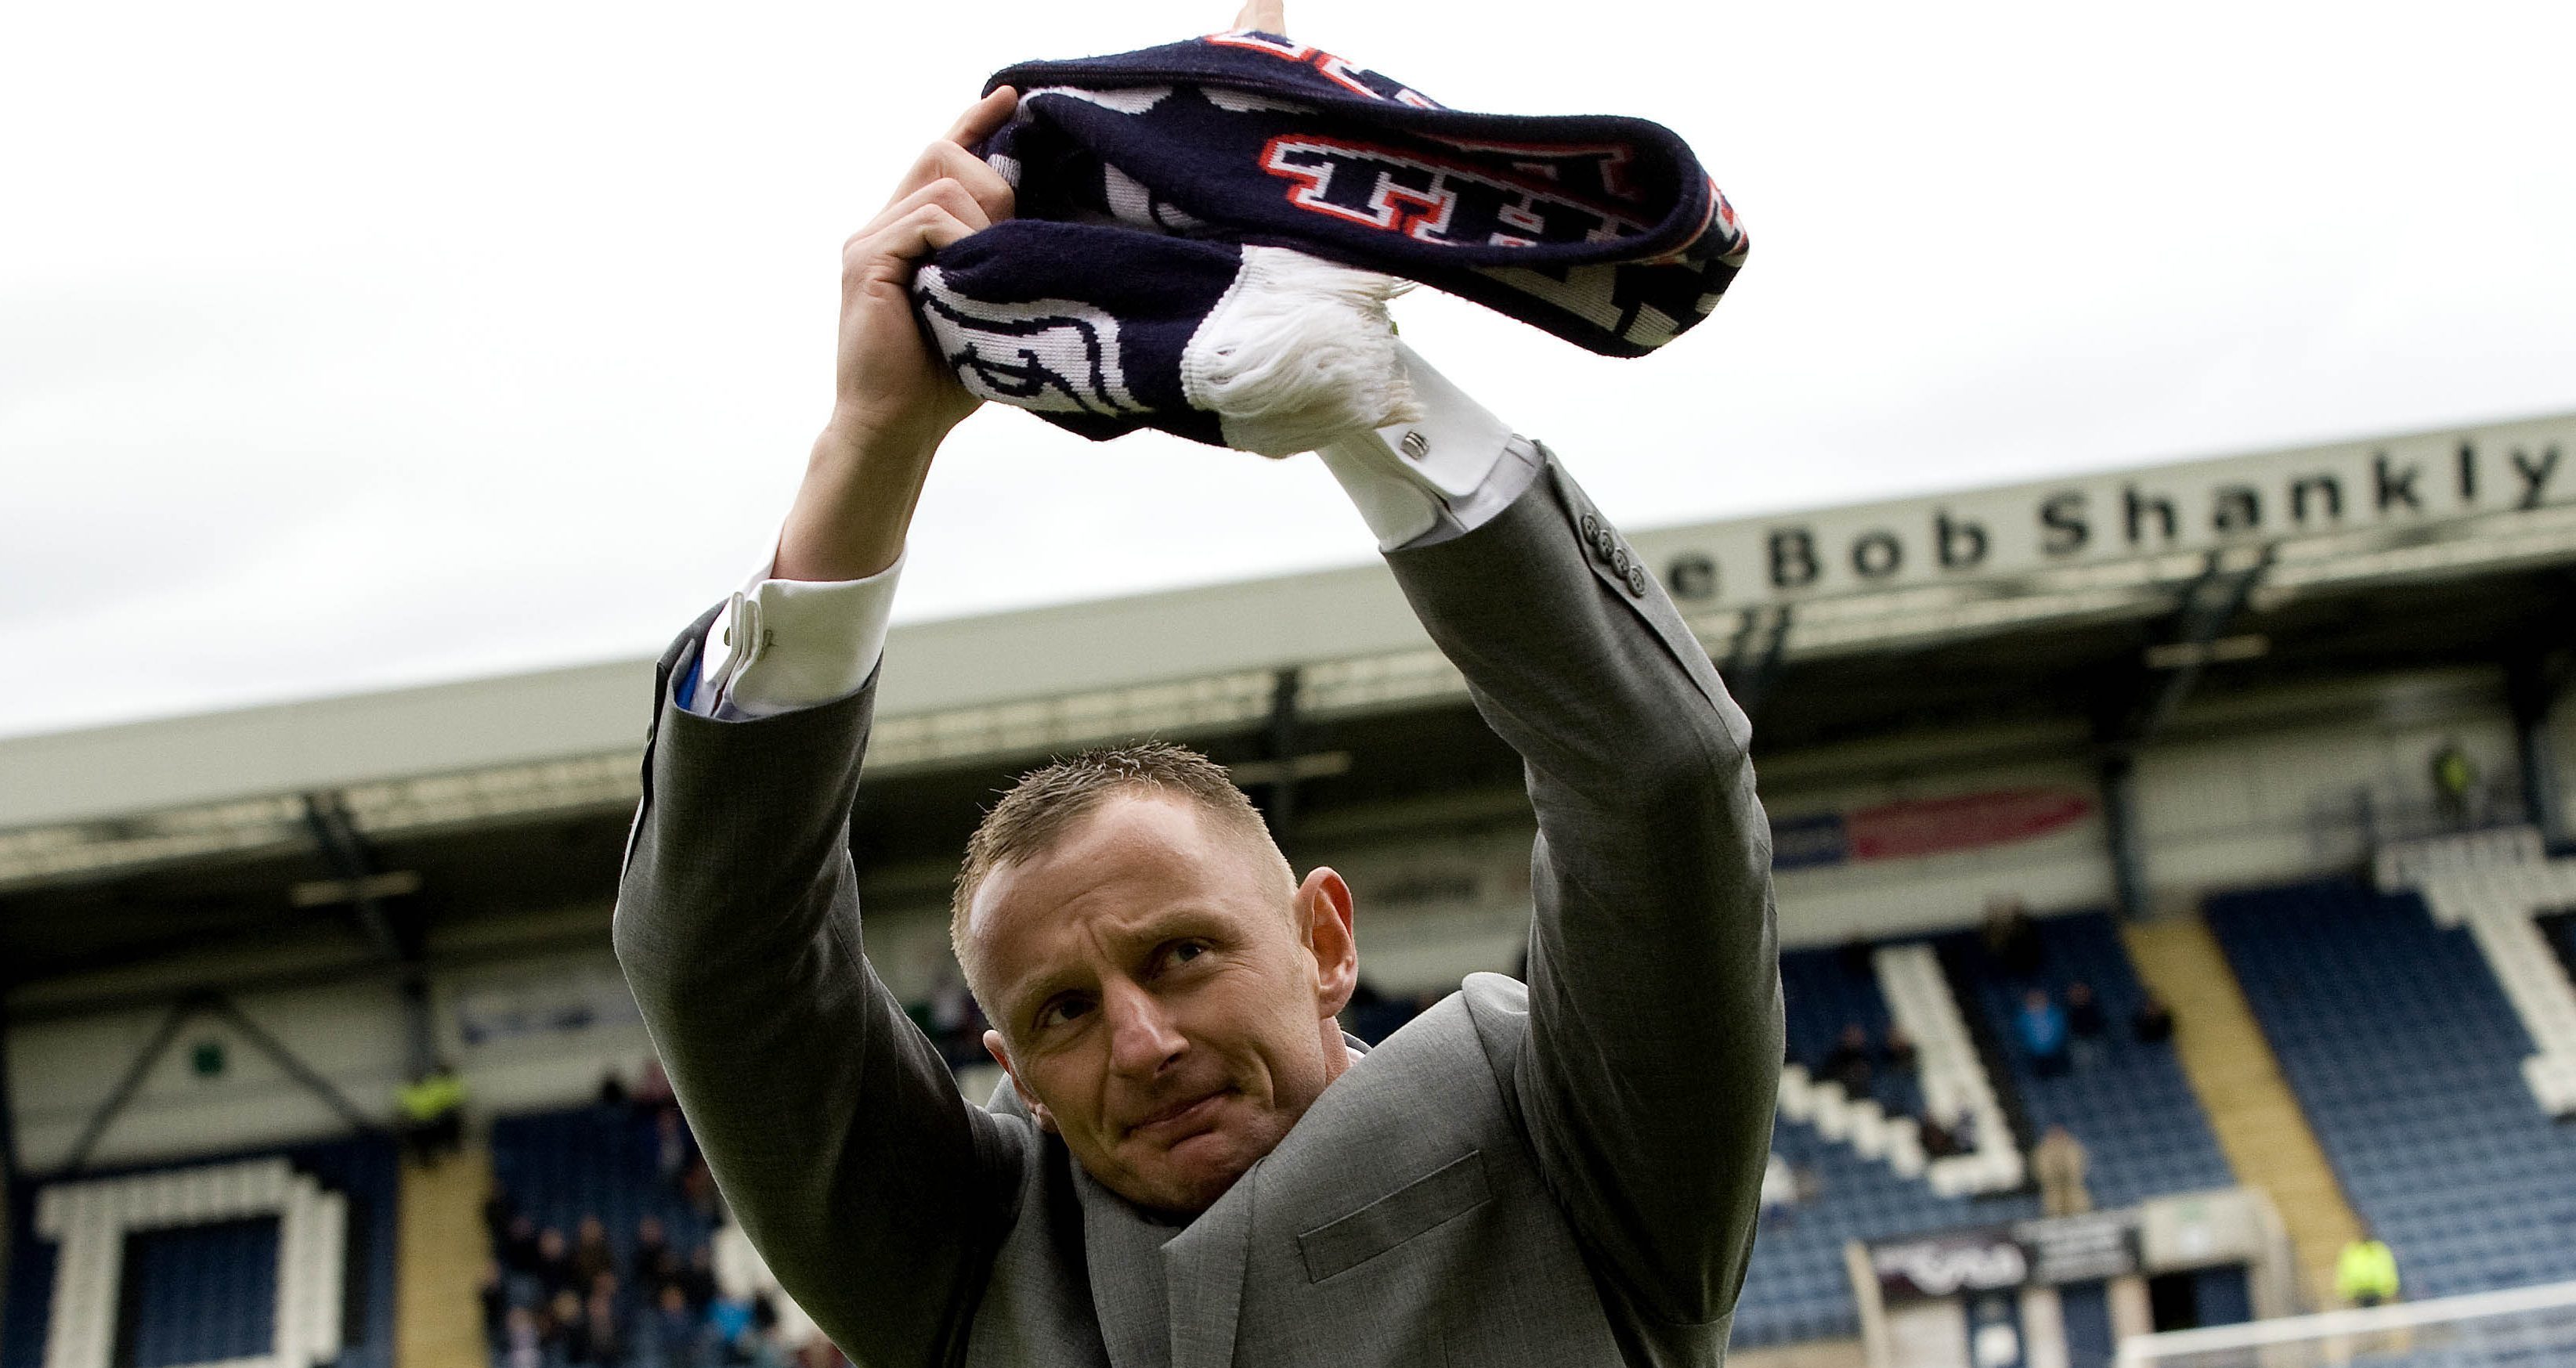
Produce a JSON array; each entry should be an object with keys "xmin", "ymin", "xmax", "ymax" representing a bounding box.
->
[
  {"xmin": 1075, "ymin": 1164, "xmax": 1177, "ymax": 1368},
  {"xmin": 1162, "ymin": 1170, "xmax": 1255, "ymax": 1368}
]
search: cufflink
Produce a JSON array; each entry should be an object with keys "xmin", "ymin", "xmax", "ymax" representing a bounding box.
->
[{"xmin": 1400, "ymin": 430, "xmax": 1431, "ymax": 461}]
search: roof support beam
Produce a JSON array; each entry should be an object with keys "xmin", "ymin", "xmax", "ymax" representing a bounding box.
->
[
  {"xmin": 2122, "ymin": 545, "xmax": 2277, "ymax": 747},
  {"xmin": 302, "ymin": 792, "xmax": 436, "ymax": 1081},
  {"xmin": 2090, "ymin": 546, "xmax": 2275, "ymax": 921},
  {"xmin": 1720, "ymin": 605, "xmax": 1794, "ymax": 724},
  {"xmin": 58, "ymin": 993, "xmax": 387, "ymax": 1176}
]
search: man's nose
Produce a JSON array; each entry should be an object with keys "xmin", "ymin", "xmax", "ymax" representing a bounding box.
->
[{"xmin": 1101, "ymin": 980, "xmax": 1186, "ymax": 1077}]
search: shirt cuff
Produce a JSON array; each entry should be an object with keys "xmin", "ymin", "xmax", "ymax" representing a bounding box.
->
[
  {"xmin": 1315, "ymin": 342, "xmax": 1543, "ymax": 551},
  {"xmin": 685, "ymin": 553, "xmax": 904, "ymax": 720}
]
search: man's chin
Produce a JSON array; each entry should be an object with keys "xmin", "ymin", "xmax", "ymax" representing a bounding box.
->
[{"xmin": 1122, "ymin": 1132, "xmax": 1261, "ymax": 1216}]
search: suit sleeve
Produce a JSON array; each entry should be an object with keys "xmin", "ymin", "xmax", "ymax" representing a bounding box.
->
[
  {"xmin": 612, "ymin": 618, "xmax": 1028, "ymax": 1363},
  {"xmin": 1379, "ymin": 446, "xmax": 1783, "ymax": 1326}
]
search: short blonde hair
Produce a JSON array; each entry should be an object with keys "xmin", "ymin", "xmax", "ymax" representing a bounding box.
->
[{"xmin": 951, "ymin": 742, "xmax": 1291, "ymax": 1002}]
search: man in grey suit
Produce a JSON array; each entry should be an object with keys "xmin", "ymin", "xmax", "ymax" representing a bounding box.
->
[{"xmin": 614, "ymin": 9, "xmax": 1782, "ymax": 1363}]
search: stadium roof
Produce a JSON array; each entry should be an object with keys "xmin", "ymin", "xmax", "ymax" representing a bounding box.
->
[{"xmin": 5, "ymin": 410, "xmax": 2573, "ymax": 994}]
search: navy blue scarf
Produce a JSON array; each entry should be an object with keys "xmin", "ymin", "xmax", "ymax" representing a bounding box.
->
[{"xmin": 914, "ymin": 31, "xmax": 1748, "ymax": 451}]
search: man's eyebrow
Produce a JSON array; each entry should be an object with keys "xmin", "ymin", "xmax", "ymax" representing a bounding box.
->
[{"xmin": 995, "ymin": 903, "xmax": 1241, "ymax": 1008}]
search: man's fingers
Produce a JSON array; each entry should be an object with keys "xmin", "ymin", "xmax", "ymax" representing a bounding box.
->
[
  {"xmin": 902, "ymin": 140, "xmax": 1014, "ymax": 225},
  {"xmin": 889, "ymin": 204, "xmax": 981, "ymax": 260},
  {"xmin": 857, "ymin": 176, "xmax": 992, "ymax": 243},
  {"xmin": 847, "ymin": 202, "xmax": 981, "ymax": 285},
  {"xmin": 1231, "ymin": 0, "xmax": 1284, "ymax": 34},
  {"xmin": 944, "ymin": 85, "xmax": 1018, "ymax": 148},
  {"xmin": 879, "ymin": 90, "xmax": 1020, "ymax": 218}
]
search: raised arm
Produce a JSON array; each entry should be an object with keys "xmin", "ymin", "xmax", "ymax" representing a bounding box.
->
[
  {"xmin": 1356, "ymin": 420, "xmax": 1782, "ymax": 1329},
  {"xmin": 612, "ymin": 88, "xmax": 1033, "ymax": 1364}
]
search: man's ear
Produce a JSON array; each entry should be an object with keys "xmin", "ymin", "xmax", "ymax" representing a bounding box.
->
[
  {"xmin": 1296, "ymin": 867, "xmax": 1358, "ymax": 1017},
  {"xmin": 985, "ymin": 1029, "xmax": 1057, "ymax": 1133}
]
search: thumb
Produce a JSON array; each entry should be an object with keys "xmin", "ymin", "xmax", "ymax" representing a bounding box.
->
[{"xmin": 1231, "ymin": 0, "xmax": 1285, "ymax": 34}]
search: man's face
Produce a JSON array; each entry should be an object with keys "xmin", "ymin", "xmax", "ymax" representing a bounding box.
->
[{"xmin": 969, "ymin": 792, "xmax": 1356, "ymax": 1217}]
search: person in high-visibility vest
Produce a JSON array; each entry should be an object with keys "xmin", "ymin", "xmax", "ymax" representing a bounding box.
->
[
  {"xmin": 2431, "ymin": 742, "xmax": 2478, "ymax": 828},
  {"xmin": 398, "ymin": 1061, "xmax": 468, "ymax": 1164},
  {"xmin": 2337, "ymin": 1231, "xmax": 2401, "ymax": 1308}
]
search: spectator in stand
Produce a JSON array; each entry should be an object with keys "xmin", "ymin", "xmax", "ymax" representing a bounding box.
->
[
  {"xmin": 643, "ymin": 1243, "xmax": 686, "ymax": 1308},
  {"xmin": 632, "ymin": 1215, "xmax": 671, "ymax": 1290},
  {"xmin": 2133, "ymin": 991, "xmax": 2175, "ymax": 1045},
  {"xmin": 503, "ymin": 1305, "xmax": 544, "ymax": 1368},
  {"xmin": 1880, "ymin": 1024, "xmax": 1917, "ymax": 1075},
  {"xmin": 1820, "ymin": 1022, "xmax": 1874, "ymax": 1096},
  {"xmin": 2065, "ymin": 980, "xmax": 2108, "ymax": 1068},
  {"xmin": 536, "ymin": 1226, "xmax": 578, "ymax": 1301},
  {"xmin": 642, "ymin": 1283, "xmax": 710, "ymax": 1368},
  {"xmin": 584, "ymin": 1272, "xmax": 627, "ymax": 1366},
  {"xmin": 1983, "ymin": 894, "xmax": 2044, "ymax": 976},
  {"xmin": 549, "ymin": 1290, "xmax": 590, "ymax": 1363},
  {"xmin": 2018, "ymin": 987, "xmax": 2071, "ymax": 1076},
  {"xmin": 681, "ymin": 1243, "xmax": 721, "ymax": 1314},
  {"xmin": 573, "ymin": 1215, "xmax": 616, "ymax": 1292},
  {"xmin": 746, "ymin": 1298, "xmax": 791, "ymax": 1368},
  {"xmin": 2337, "ymin": 1227, "xmax": 2401, "ymax": 1308},
  {"xmin": 2032, "ymin": 1124, "xmax": 2091, "ymax": 1216}
]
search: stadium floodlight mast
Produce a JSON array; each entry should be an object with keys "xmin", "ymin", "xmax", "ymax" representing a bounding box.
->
[{"xmin": 2114, "ymin": 1277, "xmax": 2576, "ymax": 1367}]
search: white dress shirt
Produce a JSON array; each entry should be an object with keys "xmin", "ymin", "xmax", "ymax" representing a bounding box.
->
[{"xmin": 685, "ymin": 344, "xmax": 1540, "ymax": 720}]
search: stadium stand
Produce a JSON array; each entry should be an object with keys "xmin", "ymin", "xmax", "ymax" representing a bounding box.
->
[
  {"xmin": 481, "ymin": 1099, "xmax": 753, "ymax": 1365},
  {"xmin": 2391, "ymin": 838, "xmax": 2576, "ymax": 1117},
  {"xmin": 486, "ymin": 1106, "xmax": 720, "ymax": 1272},
  {"xmin": 1939, "ymin": 911, "xmax": 2237, "ymax": 1207},
  {"xmin": 1736, "ymin": 1104, "xmax": 2043, "ymax": 1347},
  {"xmin": 1736, "ymin": 942, "xmax": 2044, "ymax": 1348},
  {"xmin": 2206, "ymin": 878, "xmax": 2576, "ymax": 1300},
  {"xmin": 1734, "ymin": 919, "xmax": 2240, "ymax": 1348},
  {"xmin": 0, "ymin": 1137, "xmax": 398, "ymax": 1368}
]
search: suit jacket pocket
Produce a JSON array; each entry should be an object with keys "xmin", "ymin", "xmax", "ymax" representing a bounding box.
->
[{"xmin": 1297, "ymin": 1150, "xmax": 1491, "ymax": 1283}]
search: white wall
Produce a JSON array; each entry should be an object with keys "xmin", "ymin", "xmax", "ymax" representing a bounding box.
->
[{"xmin": 10, "ymin": 976, "xmax": 413, "ymax": 1174}]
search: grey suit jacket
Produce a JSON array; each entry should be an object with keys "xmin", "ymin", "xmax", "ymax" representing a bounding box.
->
[{"xmin": 614, "ymin": 447, "xmax": 1783, "ymax": 1367}]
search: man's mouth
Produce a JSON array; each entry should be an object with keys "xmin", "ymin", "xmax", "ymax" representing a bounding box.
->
[{"xmin": 1129, "ymin": 1088, "xmax": 1230, "ymax": 1142}]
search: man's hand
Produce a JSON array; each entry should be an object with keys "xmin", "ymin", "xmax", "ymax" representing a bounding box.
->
[{"xmin": 776, "ymin": 87, "xmax": 1017, "ymax": 583}]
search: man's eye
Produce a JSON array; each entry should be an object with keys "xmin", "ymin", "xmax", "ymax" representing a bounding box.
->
[
  {"xmin": 1171, "ymin": 940, "xmax": 1209, "ymax": 966},
  {"xmin": 1036, "ymin": 997, "xmax": 1092, "ymax": 1030}
]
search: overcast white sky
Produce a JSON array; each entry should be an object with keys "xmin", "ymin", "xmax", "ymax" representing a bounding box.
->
[{"xmin": 6, "ymin": 0, "xmax": 2574, "ymax": 739}]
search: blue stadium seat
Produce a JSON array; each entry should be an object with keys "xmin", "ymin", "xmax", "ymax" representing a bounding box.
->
[
  {"xmin": 2207, "ymin": 878, "xmax": 2576, "ymax": 1298},
  {"xmin": 127, "ymin": 1217, "xmax": 279, "ymax": 1368}
]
